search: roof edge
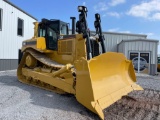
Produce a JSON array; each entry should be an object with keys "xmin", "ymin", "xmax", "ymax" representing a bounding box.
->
[
  {"xmin": 118, "ymin": 38, "xmax": 159, "ymax": 45},
  {"xmin": 3, "ymin": 0, "xmax": 37, "ymax": 21},
  {"xmin": 69, "ymin": 29, "xmax": 147, "ymax": 37},
  {"xmin": 90, "ymin": 30, "xmax": 147, "ymax": 37}
]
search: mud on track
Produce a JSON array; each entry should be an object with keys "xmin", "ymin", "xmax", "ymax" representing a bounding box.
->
[{"xmin": 104, "ymin": 89, "xmax": 160, "ymax": 120}]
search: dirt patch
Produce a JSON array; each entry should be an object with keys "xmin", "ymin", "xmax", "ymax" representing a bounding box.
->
[{"xmin": 104, "ymin": 89, "xmax": 160, "ymax": 120}]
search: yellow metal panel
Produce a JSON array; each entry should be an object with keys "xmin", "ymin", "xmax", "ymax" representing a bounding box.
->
[
  {"xmin": 75, "ymin": 36, "xmax": 87, "ymax": 60},
  {"xmin": 47, "ymin": 34, "xmax": 86, "ymax": 64},
  {"xmin": 33, "ymin": 22, "xmax": 39, "ymax": 38},
  {"xmin": 37, "ymin": 37, "xmax": 46, "ymax": 50}
]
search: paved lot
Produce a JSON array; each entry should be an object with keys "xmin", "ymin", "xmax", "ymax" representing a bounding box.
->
[{"xmin": 0, "ymin": 70, "xmax": 160, "ymax": 120}]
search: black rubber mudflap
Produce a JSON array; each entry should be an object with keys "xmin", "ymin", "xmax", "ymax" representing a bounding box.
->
[{"xmin": 18, "ymin": 49, "xmax": 23, "ymax": 65}]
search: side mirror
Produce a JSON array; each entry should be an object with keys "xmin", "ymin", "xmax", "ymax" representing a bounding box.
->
[{"xmin": 67, "ymin": 23, "xmax": 69, "ymax": 35}]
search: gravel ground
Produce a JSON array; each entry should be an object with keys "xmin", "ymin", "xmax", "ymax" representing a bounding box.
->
[
  {"xmin": 136, "ymin": 73, "xmax": 160, "ymax": 91},
  {"xmin": 0, "ymin": 70, "xmax": 160, "ymax": 120},
  {"xmin": 0, "ymin": 70, "xmax": 98, "ymax": 120}
]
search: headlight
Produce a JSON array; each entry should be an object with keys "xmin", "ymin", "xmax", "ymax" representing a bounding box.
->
[
  {"xmin": 78, "ymin": 6, "xmax": 83, "ymax": 12},
  {"xmin": 22, "ymin": 42, "xmax": 26, "ymax": 46},
  {"xmin": 78, "ymin": 6, "xmax": 88, "ymax": 12}
]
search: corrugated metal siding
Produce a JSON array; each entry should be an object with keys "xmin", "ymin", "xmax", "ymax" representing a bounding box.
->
[
  {"xmin": 103, "ymin": 33, "xmax": 146, "ymax": 52},
  {"xmin": 70, "ymin": 30, "xmax": 147, "ymax": 52},
  {"xmin": 118, "ymin": 40, "xmax": 158, "ymax": 74},
  {"xmin": 124, "ymin": 41, "xmax": 158, "ymax": 64},
  {"xmin": 0, "ymin": 59, "xmax": 18, "ymax": 71},
  {"xmin": 117, "ymin": 42, "xmax": 124, "ymax": 54},
  {"xmin": 0, "ymin": 0, "xmax": 36, "ymax": 59}
]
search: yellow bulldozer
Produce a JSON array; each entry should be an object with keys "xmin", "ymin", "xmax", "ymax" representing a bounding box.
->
[{"xmin": 17, "ymin": 6, "xmax": 143, "ymax": 120}]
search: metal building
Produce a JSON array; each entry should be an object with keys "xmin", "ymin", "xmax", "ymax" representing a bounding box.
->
[
  {"xmin": 92, "ymin": 31, "xmax": 147, "ymax": 52},
  {"xmin": 0, "ymin": 0, "xmax": 37, "ymax": 71},
  {"xmin": 118, "ymin": 39, "xmax": 159, "ymax": 75}
]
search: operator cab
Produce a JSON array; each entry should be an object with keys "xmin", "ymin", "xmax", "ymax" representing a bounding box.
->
[{"xmin": 38, "ymin": 19, "xmax": 69, "ymax": 50}]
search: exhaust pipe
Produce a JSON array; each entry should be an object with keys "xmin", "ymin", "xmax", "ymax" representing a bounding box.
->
[{"xmin": 70, "ymin": 17, "xmax": 76, "ymax": 34}]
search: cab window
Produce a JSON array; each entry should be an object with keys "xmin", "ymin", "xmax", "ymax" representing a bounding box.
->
[
  {"xmin": 39, "ymin": 29, "xmax": 46, "ymax": 37},
  {"xmin": 60, "ymin": 25, "xmax": 67, "ymax": 35},
  {"xmin": 38, "ymin": 25, "xmax": 46, "ymax": 37}
]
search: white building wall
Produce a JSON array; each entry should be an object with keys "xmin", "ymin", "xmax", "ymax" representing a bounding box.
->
[{"xmin": 0, "ymin": 0, "xmax": 36, "ymax": 59}]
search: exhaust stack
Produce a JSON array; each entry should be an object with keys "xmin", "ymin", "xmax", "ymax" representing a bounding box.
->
[{"xmin": 70, "ymin": 17, "xmax": 76, "ymax": 34}]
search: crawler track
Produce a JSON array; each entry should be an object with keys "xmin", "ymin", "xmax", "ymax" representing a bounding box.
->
[
  {"xmin": 17, "ymin": 49, "xmax": 69, "ymax": 94},
  {"xmin": 104, "ymin": 89, "xmax": 160, "ymax": 120}
]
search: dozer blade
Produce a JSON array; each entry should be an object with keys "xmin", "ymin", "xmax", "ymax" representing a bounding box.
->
[{"xmin": 74, "ymin": 52, "xmax": 143, "ymax": 120}]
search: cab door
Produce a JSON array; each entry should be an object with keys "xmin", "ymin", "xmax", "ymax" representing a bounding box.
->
[
  {"xmin": 38, "ymin": 24, "xmax": 58, "ymax": 50},
  {"xmin": 46, "ymin": 27, "xmax": 58, "ymax": 50}
]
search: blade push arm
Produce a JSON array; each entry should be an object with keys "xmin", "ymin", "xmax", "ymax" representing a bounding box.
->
[
  {"xmin": 76, "ymin": 6, "xmax": 92, "ymax": 60},
  {"xmin": 94, "ymin": 13, "xmax": 106, "ymax": 53}
]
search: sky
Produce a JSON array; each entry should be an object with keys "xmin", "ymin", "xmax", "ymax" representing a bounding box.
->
[{"xmin": 10, "ymin": 0, "xmax": 160, "ymax": 53}]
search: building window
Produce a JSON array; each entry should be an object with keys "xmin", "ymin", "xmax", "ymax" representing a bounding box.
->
[
  {"xmin": 0, "ymin": 9, "xmax": 2, "ymax": 31},
  {"xmin": 17, "ymin": 18, "xmax": 24, "ymax": 36}
]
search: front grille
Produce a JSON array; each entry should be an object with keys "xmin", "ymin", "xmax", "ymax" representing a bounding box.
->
[{"xmin": 58, "ymin": 39, "xmax": 73, "ymax": 54}]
